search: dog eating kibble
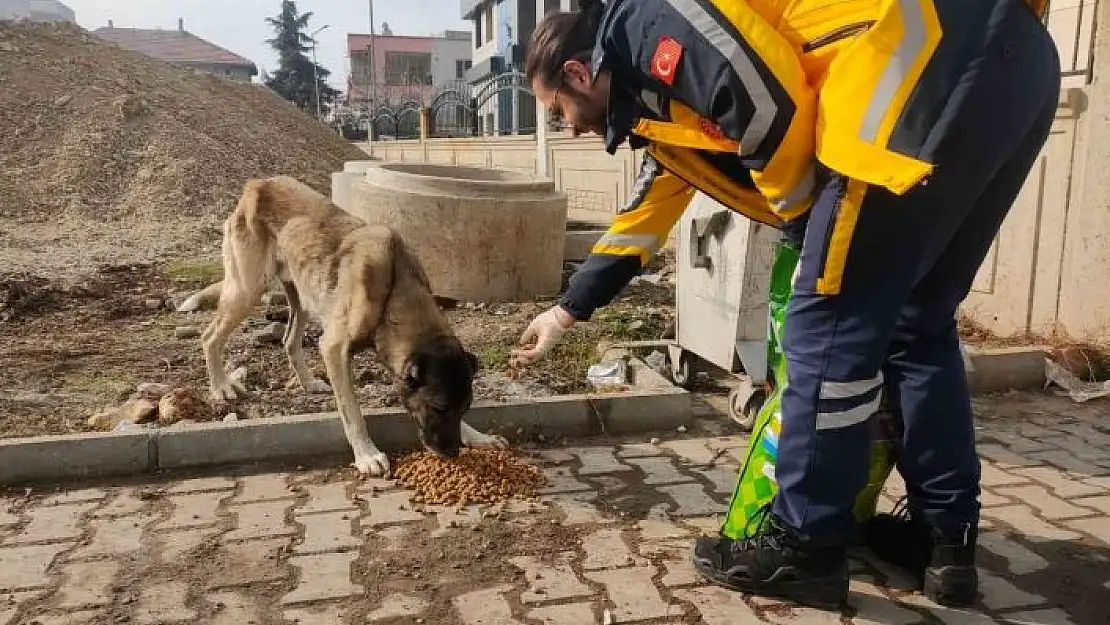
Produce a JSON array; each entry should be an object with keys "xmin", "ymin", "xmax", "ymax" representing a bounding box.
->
[{"xmin": 393, "ymin": 448, "xmax": 547, "ymax": 506}]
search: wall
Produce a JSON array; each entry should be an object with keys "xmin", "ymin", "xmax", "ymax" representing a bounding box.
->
[
  {"xmin": 431, "ymin": 34, "xmax": 472, "ymax": 84},
  {"xmin": 348, "ymin": 34, "xmax": 437, "ymax": 103},
  {"xmin": 185, "ymin": 63, "xmax": 253, "ymax": 83}
]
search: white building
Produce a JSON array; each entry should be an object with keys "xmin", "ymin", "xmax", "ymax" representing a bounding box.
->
[{"xmin": 0, "ymin": 0, "xmax": 75, "ymax": 23}]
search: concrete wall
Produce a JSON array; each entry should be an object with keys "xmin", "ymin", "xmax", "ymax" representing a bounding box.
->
[
  {"xmin": 185, "ymin": 62, "xmax": 253, "ymax": 83},
  {"xmin": 431, "ymin": 33, "xmax": 472, "ymax": 84}
]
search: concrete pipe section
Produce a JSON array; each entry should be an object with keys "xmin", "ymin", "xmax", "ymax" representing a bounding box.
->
[{"xmin": 335, "ymin": 162, "xmax": 567, "ymax": 303}]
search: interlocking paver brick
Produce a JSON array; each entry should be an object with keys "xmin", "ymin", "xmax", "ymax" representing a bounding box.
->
[
  {"xmin": 25, "ymin": 610, "xmax": 106, "ymax": 625},
  {"xmin": 581, "ymin": 528, "xmax": 645, "ymax": 570},
  {"xmin": 280, "ymin": 551, "xmax": 362, "ymax": 605},
  {"xmin": 636, "ymin": 504, "xmax": 689, "ymax": 540},
  {"xmin": 538, "ymin": 468, "xmax": 591, "ymax": 494},
  {"xmin": 999, "ymin": 608, "xmax": 1077, "ymax": 625},
  {"xmin": 546, "ymin": 492, "xmax": 611, "ymax": 525},
  {"xmin": 567, "ymin": 447, "xmax": 632, "ymax": 475},
  {"xmin": 208, "ymin": 538, "xmax": 292, "ymax": 589},
  {"xmin": 983, "ymin": 505, "xmax": 1082, "ymax": 542},
  {"xmin": 160, "ymin": 492, "xmax": 225, "ymax": 530},
  {"xmin": 0, "ymin": 607, "xmax": 13, "ymax": 625},
  {"xmin": 527, "ymin": 603, "xmax": 596, "ymax": 623},
  {"xmin": 236, "ymin": 473, "xmax": 295, "ymax": 503},
  {"xmin": 1071, "ymin": 495, "xmax": 1110, "ymax": 515},
  {"xmin": 981, "ymin": 461, "xmax": 1030, "ymax": 488},
  {"xmin": 90, "ymin": 491, "xmax": 147, "ymax": 518},
  {"xmin": 851, "ymin": 582, "xmax": 925, "ymax": 625},
  {"xmin": 978, "ymin": 570, "xmax": 1045, "ymax": 610},
  {"xmin": 1047, "ymin": 434, "xmax": 1108, "ymax": 461},
  {"xmin": 674, "ymin": 586, "xmax": 760, "ymax": 625},
  {"xmin": 0, "ymin": 543, "xmax": 68, "ymax": 591},
  {"xmin": 692, "ymin": 466, "xmax": 738, "ymax": 494},
  {"xmin": 156, "ymin": 528, "xmax": 219, "ymax": 562},
  {"xmin": 1014, "ymin": 467, "xmax": 1103, "ymax": 498},
  {"xmin": 224, "ymin": 500, "xmax": 296, "ymax": 541},
  {"xmin": 626, "ymin": 457, "xmax": 693, "ymax": 485},
  {"xmin": 5, "ymin": 502, "xmax": 96, "ymax": 544},
  {"xmin": 209, "ymin": 590, "xmax": 261, "ymax": 625},
  {"xmin": 359, "ymin": 490, "xmax": 424, "ymax": 527},
  {"xmin": 510, "ymin": 553, "xmax": 592, "ymax": 603},
  {"xmin": 1063, "ymin": 516, "xmax": 1110, "ymax": 543},
  {"xmin": 534, "ymin": 449, "xmax": 576, "ymax": 464},
  {"xmin": 55, "ymin": 560, "xmax": 118, "ymax": 609},
  {"xmin": 295, "ymin": 483, "xmax": 358, "ymax": 515},
  {"xmin": 657, "ymin": 541, "xmax": 703, "ymax": 588},
  {"xmin": 68, "ymin": 516, "xmax": 142, "ymax": 559},
  {"xmin": 682, "ymin": 516, "xmax": 724, "ymax": 536},
  {"xmin": 979, "ymin": 444, "xmax": 1040, "ymax": 469},
  {"xmin": 585, "ymin": 566, "xmax": 676, "ymax": 621},
  {"xmin": 282, "ymin": 605, "xmax": 348, "ymax": 625},
  {"xmin": 40, "ymin": 489, "xmax": 107, "ymax": 507},
  {"xmin": 899, "ymin": 593, "xmax": 1001, "ymax": 625},
  {"xmin": 1048, "ymin": 423, "xmax": 1110, "ymax": 446},
  {"xmin": 366, "ymin": 593, "xmax": 430, "ymax": 621},
  {"xmin": 167, "ymin": 477, "xmax": 237, "ymax": 494},
  {"xmin": 660, "ymin": 483, "xmax": 724, "ymax": 516},
  {"xmin": 134, "ymin": 581, "xmax": 197, "ymax": 624},
  {"xmin": 295, "ymin": 511, "xmax": 359, "ymax": 554},
  {"xmin": 985, "ymin": 431, "xmax": 1056, "ymax": 454},
  {"xmin": 0, "ymin": 504, "xmax": 18, "ymax": 527},
  {"xmin": 980, "ymin": 489, "xmax": 1014, "ymax": 507},
  {"xmin": 617, "ymin": 442, "xmax": 665, "ymax": 458},
  {"xmin": 452, "ymin": 584, "xmax": 523, "ymax": 624},
  {"xmin": 1031, "ymin": 450, "xmax": 1110, "ymax": 476},
  {"xmin": 978, "ymin": 532, "xmax": 1049, "ymax": 575},
  {"xmin": 661, "ymin": 439, "xmax": 718, "ymax": 465},
  {"xmin": 994, "ymin": 485, "xmax": 1096, "ymax": 519}
]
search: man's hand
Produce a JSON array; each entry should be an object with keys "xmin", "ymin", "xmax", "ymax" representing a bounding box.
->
[{"xmin": 512, "ymin": 306, "xmax": 576, "ymax": 365}]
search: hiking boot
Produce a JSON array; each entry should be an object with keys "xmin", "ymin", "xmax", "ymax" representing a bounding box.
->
[
  {"xmin": 865, "ymin": 498, "xmax": 979, "ymax": 607},
  {"xmin": 692, "ymin": 514, "xmax": 849, "ymax": 610}
]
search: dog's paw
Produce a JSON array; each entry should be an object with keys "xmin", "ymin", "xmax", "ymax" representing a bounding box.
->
[
  {"xmin": 210, "ymin": 380, "xmax": 246, "ymax": 401},
  {"xmin": 463, "ymin": 430, "xmax": 510, "ymax": 449},
  {"xmin": 304, "ymin": 378, "xmax": 332, "ymax": 394},
  {"xmin": 353, "ymin": 452, "xmax": 390, "ymax": 477}
]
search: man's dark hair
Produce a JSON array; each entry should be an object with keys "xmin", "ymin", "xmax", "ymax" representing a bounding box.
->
[{"xmin": 524, "ymin": 0, "xmax": 605, "ymax": 88}]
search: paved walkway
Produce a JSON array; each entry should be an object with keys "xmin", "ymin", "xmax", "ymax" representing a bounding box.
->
[{"xmin": 1, "ymin": 393, "xmax": 1108, "ymax": 625}]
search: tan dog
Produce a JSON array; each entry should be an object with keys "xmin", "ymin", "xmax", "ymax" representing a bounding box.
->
[{"xmin": 178, "ymin": 176, "xmax": 507, "ymax": 476}]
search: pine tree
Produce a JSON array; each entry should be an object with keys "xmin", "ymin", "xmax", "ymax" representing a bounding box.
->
[{"xmin": 264, "ymin": 0, "xmax": 339, "ymax": 115}]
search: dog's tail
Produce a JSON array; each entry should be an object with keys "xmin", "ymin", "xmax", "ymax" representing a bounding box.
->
[{"xmin": 176, "ymin": 280, "xmax": 223, "ymax": 313}]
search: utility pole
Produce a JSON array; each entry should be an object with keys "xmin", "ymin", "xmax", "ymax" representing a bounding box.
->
[
  {"xmin": 310, "ymin": 24, "xmax": 329, "ymax": 120},
  {"xmin": 367, "ymin": 0, "xmax": 377, "ymax": 147}
]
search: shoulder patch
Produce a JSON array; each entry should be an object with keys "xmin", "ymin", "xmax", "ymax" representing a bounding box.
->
[
  {"xmin": 650, "ymin": 36, "xmax": 684, "ymax": 87},
  {"xmin": 698, "ymin": 117, "xmax": 725, "ymax": 140}
]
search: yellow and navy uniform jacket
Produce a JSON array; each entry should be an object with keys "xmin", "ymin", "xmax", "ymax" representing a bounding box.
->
[{"xmin": 559, "ymin": 0, "xmax": 1050, "ymax": 321}]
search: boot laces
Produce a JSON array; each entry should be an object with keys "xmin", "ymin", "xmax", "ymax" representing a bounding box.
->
[{"xmin": 733, "ymin": 504, "xmax": 785, "ymax": 552}]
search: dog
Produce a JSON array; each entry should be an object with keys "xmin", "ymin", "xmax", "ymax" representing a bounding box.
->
[{"xmin": 178, "ymin": 175, "xmax": 507, "ymax": 476}]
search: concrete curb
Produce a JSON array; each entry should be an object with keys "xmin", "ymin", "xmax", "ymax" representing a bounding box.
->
[
  {"xmin": 965, "ymin": 346, "xmax": 1048, "ymax": 394},
  {"xmin": 0, "ymin": 359, "xmax": 690, "ymax": 485}
]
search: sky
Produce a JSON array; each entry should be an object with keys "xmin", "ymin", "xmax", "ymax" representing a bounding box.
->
[{"xmin": 66, "ymin": 0, "xmax": 473, "ymax": 89}]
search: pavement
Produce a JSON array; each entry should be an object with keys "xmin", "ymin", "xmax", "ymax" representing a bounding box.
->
[{"xmin": 1, "ymin": 392, "xmax": 1108, "ymax": 625}]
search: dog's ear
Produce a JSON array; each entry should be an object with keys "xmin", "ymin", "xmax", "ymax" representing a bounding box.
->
[
  {"xmin": 404, "ymin": 361, "xmax": 422, "ymax": 391},
  {"xmin": 466, "ymin": 351, "xmax": 481, "ymax": 374}
]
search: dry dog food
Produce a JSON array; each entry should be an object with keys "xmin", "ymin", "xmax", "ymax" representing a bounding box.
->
[{"xmin": 393, "ymin": 448, "xmax": 546, "ymax": 506}]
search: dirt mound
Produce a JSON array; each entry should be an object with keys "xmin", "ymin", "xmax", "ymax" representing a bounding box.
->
[{"xmin": 0, "ymin": 20, "xmax": 366, "ymax": 283}]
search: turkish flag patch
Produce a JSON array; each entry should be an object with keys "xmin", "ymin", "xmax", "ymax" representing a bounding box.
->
[
  {"xmin": 699, "ymin": 117, "xmax": 725, "ymax": 140},
  {"xmin": 650, "ymin": 36, "xmax": 684, "ymax": 86}
]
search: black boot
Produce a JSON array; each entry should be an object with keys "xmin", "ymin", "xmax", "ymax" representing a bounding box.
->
[
  {"xmin": 865, "ymin": 498, "xmax": 979, "ymax": 607},
  {"xmin": 692, "ymin": 514, "xmax": 849, "ymax": 610}
]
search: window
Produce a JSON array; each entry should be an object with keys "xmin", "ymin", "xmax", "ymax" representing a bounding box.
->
[
  {"xmin": 474, "ymin": 16, "xmax": 482, "ymax": 49},
  {"xmin": 484, "ymin": 5, "xmax": 493, "ymax": 43},
  {"xmin": 384, "ymin": 51, "xmax": 432, "ymax": 85},
  {"xmin": 569, "ymin": 0, "xmax": 579, "ymax": 10},
  {"xmin": 456, "ymin": 59, "xmax": 473, "ymax": 79},
  {"xmin": 544, "ymin": 0, "xmax": 560, "ymax": 13}
]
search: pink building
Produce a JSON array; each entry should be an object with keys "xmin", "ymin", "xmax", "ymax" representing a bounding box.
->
[{"xmin": 347, "ymin": 30, "xmax": 472, "ymax": 108}]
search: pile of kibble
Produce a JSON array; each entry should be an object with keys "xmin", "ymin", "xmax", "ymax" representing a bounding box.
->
[{"xmin": 393, "ymin": 448, "xmax": 547, "ymax": 506}]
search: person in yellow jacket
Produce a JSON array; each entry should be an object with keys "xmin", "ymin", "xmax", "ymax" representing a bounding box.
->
[{"xmin": 513, "ymin": 0, "xmax": 1059, "ymax": 609}]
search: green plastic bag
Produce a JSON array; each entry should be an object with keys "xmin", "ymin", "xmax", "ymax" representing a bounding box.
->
[{"xmin": 721, "ymin": 242, "xmax": 898, "ymax": 540}]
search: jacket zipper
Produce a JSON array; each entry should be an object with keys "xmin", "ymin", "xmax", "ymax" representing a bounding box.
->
[{"xmin": 801, "ymin": 21, "xmax": 875, "ymax": 53}]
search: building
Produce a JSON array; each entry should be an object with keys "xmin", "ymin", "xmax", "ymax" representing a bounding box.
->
[
  {"xmin": 460, "ymin": 0, "xmax": 576, "ymax": 135},
  {"xmin": 94, "ymin": 19, "xmax": 258, "ymax": 83},
  {"xmin": 347, "ymin": 30, "xmax": 474, "ymax": 109},
  {"xmin": 0, "ymin": 0, "xmax": 75, "ymax": 23}
]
